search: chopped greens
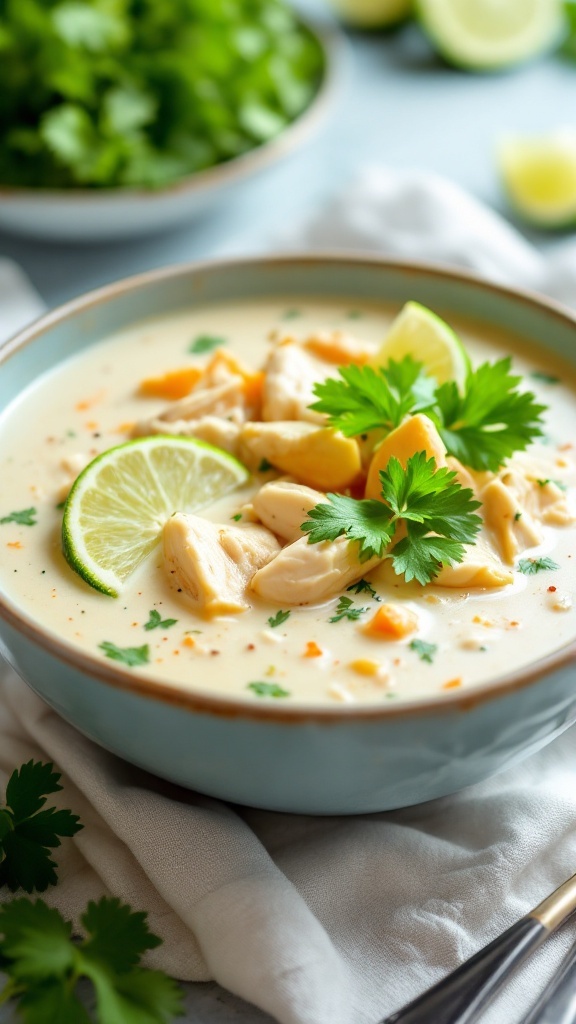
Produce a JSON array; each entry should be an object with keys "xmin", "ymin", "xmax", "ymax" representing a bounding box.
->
[
  {"xmin": 99, "ymin": 641, "xmax": 150, "ymax": 667},
  {"xmin": 144, "ymin": 609, "xmax": 178, "ymax": 631},
  {"xmin": 189, "ymin": 335, "xmax": 226, "ymax": 355},
  {"xmin": 0, "ymin": 897, "xmax": 184, "ymax": 1024},
  {"xmin": 267, "ymin": 610, "xmax": 291, "ymax": 628},
  {"xmin": 258, "ymin": 458, "xmax": 274, "ymax": 473},
  {"xmin": 0, "ymin": 761, "xmax": 82, "ymax": 893},
  {"xmin": 247, "ymin": 681, "xmax": 290, "ymax": 698},
  {"xmin": 517, "ymin": 556, "xmax": 560, "ymax": 575},
  {"xmin": 530, "ymin": 371, "xmax": 559, "ymax": 384},
  {"xmin": 0, "ymin": 507, "xmax": 37, "ymax": 526},
  {"xmin": 303, "ymin": 452, "xmax": 482, "ymax": 586},
  {"xmin": 0, "ymin": 0, "xmax": 324, "ymax": 189},
  {"xmin": 328, "ymin": 597, "xmax": 369, "ymax": 623},
  {"xmin": 347, "ymin": 578, "xmax": 381, "ymax": 600},
  {"xmin": 409, "ymin": 639, "xmax": 438, "ymax": 664}
]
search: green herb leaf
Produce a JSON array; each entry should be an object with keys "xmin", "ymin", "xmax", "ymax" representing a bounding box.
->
[
  {"xmin": 302, "ymin": 452, "xmax": 481, "ymax": 586},
  {"xmin": 328, "ymin": 596, "xmax": 369, "ymax": 623},
  {"xmin": 517, "ymin": 556, "xmax": 560, "ymax": 575},
  {"xmin": 247, "ymin": 682, "xmax": 290, "ymax": 698},
  {"xmin": 0, "ymin": 762, "xmax": 82, "ymax": 893},
  {"xmin": 310, "ymin": 357, "xmax": 436, "ymax": 437},
  {"xmin": 143, "ymin": 609, "xmax": 178, "ymax": 632},
  {"xmin": 258, "ymin": 458, "xmax": 274, "ymax": 473},
  {"xmin": 267, "ymin": 610, "xmax": 291, "ymax": 628},
  {"xmin": 280, "ymin": 309, "xmax": 301, "ymax": 320},
  {"xmin": 188, "ymin": 335, "xmax": 226, "ymax": 355},
  {"xmin": 346, "ymin": 578, "xmax": 380, "ymax": 600},
  {"xmin": 231, "ymin": 513, "xmax": 242, "ymax": 522},
  {"xmin": 409, "ymin": 639, "xmax": 438, "ymax": 664},
  {"xmin": 0, "ymin": 897, "xmax": 184, "ymax": 1023},
  {"xmin": 530, "ymin": 371, "xmax": 559, "ymax": 384},
  {"xmin": 99, "ymin": 641, "xmax": 149, "ymax": 667},
  {"xmin": 0, "ymin": 507, "xmax": 37, "ymax": 526}
]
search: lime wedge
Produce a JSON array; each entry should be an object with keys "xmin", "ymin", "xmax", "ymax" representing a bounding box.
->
[
  {"xmin": 62, "ymin": 436, "xmax": 249, "ymax": 597},
  {"xmin": 416, "ymin": 0, "xmax": 564, "ymax": 70},
  {"xmin": 372, "ymin": 301, "xmax": 470, "ymax": 390},
  {"xmin": 499, "ymin": 129, "xmax": 576, "ymax": 228},
  {"xmin": 327, "ymin": 0, "xmax": 412, "ymax": 28}
]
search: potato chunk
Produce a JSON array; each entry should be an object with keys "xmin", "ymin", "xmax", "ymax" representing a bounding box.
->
[
  {"xmin": 251, "ymin": 536, "xmax": 381, "ymax": 605},
  {"xmin": 240, "ymin": 421, "xmax": 361, "ymax": 490},
  {"xmin": 163, "ymin": 513, "xmax": 280, "ymax": 616},
  {"xmin": 365, "ymin": 414, "xmax": 447, "ymax": 499}
]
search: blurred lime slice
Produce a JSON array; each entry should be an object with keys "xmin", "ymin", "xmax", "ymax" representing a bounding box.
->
[
  {"xmin": 499, "ymin": 129, "xmax": 576, "ymax": 228},
  {"xmin": 372, "ymin": 301, "xmax": 470, "ymax": 390},
  {"xmin": 62, "ymin": 436, "xmax": 249, "ymax": 597},
  {"xmin": 417, "ymin": 0, "xmax": 564, "ymax": 70},
  {"xmin": 326, "ymin": 0, "xmax": 412, "ymax": 28}
]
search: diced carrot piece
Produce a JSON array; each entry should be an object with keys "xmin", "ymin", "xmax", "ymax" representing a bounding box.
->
[
  {"xmin": 242, "ymin": 370, "xmax": 265, "ymax": 406},
  {"xmin": 304, "ymin": 337, "xmax": 369, "ymax": 365},
  {"xmin": 443, "ymin": 677, "xmax": 463, "ymax": 690},
  {"xmin": 362, "ymin": 604, "xmax": 418, "ymax": 640},
  {"xmin": 349, "ymin": 659, "xmax": 381, "ymax": 676},
  {"xmin": 138, "ymin": 367, "xmax": 202, "ymax": 400},
  {"xmin": 303, "ymin": 641, "xmax": 323, "ymax": 658},
  {"xmin": 182, "ymin": 636, "xmax": 196, "ymax": 648}
]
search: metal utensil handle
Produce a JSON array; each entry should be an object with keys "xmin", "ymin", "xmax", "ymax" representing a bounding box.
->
[{"xmin": 519, "ymin": 939, "xmax": 576, "ymax": 1024}]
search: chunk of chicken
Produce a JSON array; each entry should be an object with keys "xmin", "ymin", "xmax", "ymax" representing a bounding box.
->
[
  {"xmin": 498, "ymin": 462, "xmax": 574, "ymax": 527},
  {"xmin": 481, "ymin": 477, "xmax": 542, "ymax": 564},
  {"xmin": 434, "ymin": 534, "xmax": 514, "ymax": 588},
  {"xmin": 133, "ymin": 415, "xmax": 242, "ymax": 456},
  {"xmin": 252, "ymin": 480, "xmax": 325, "ymax": 542},
  {"xmin": 240, "ymin": 421, "xmax": 361, "ymax": 490},
  {"xmin": 251, "ymin": 535, "xmax": 381, "ymax": 605},
  {"xmin": 134, "ymin": 379, "xmax": 248, "ymax": 438},
  {"xmin": 163, "ymin": 513, "xmax": 280, "ymax": 616},
  {"xmin": 261, "ymin": 341, "xmax": 332, "ymax": 423}
]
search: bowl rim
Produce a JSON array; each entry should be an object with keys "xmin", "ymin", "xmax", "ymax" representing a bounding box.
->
[
  {"xmin": 0, "ymin": 13, "xmax": 343, "ymax": 204},
  {"xmin": 1, "ymin": 252, "xmax": 576, "ymax": 723}
]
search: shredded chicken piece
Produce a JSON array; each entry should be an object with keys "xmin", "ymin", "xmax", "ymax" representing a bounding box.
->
[
  {"xmin": 434, "ymin": 534, "xmax": 514, "ymax": 589},
  {"xmin": 252, "ymin": 480, "xmax": 325, "ymax": 542},
  {"xmin": 163, "ymin": 513, "xmax": 280, "ymax": 616},
  {"xmin": 261, "ymin": 340, "xmax": 333, "ymax": 423},
  {"xmin": 251, "ymin": 535, "xmax": 381, "ymax": 605},
  {"xmin": 240, "ymin": 421, "xmax": 361, "ymax": 490}
]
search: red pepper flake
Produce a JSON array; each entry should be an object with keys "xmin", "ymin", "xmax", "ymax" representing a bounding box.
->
[
  {"xmin": 172, "ymin": 650, "xmax": 180, "ymax": 656},
  {"xmin": 548, "ymin": 586, "xmax": 557, "ymax": 593},
  {"xmin": 210, "ymin": 650, "xmax": 220, "ymax": 656},
  {"xmin": 246, "ymin": 643, "xmax": 256, "ymax": 651},
  {"xmin": 131, "ymin": 622, "xmax": 139, "ymax": 627}
]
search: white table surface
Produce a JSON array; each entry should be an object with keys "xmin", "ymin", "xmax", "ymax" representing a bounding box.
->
[{"xmin": 1, "ymin": 7, "xmax": 576, "ymax": 1023}]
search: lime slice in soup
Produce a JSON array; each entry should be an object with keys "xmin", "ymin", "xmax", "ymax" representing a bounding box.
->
[
  {"xmin": 372, "ymin": 301, "xmax": 470, "ymax": 390},
  {"xmin": 416, "ymin": 0, "xmax": 564, "ymax": 70},
  {"xmin": 62, "ymin": 436, "xmax": 249, "ymax": 597},
  {"xmin": 499, "ymin": 129, "xmax": 576, "ymax": 229}
]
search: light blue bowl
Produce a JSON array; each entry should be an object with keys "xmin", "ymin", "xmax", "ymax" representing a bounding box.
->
[{"xmin": 1, "ymin": 256, "xmax": 576, "ymax": 814}]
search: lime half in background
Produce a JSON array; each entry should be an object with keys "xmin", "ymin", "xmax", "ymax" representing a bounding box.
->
[
  {"xmin": 326, "ymin": 0, "xmax": 413, "ymax": 29},
  {"xmin": 499, "ymin": 129, "xmax": 576, "ymax": 228},
  {"xmin": 371, "ymin": 301, "xmax": 471, "ymax": 391},
  {"xmin": 416, "ymin": 0, "xmax": 565, "ymax": 70},
  {"xmin": 62, "ymin": 436, "xmax": 249, "ymax": 597}
]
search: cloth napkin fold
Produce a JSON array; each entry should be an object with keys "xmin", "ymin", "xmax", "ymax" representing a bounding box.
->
[{"xmin": 3, "ymin": 169, "xmax": 576, "ymax": 1024}]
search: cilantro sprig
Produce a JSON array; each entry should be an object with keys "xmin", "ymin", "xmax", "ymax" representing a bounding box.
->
[
  {"xmin": 0, "ymin": 507, "xmax": 37, "ymax": 526},
  {"xmin": 310, "ymin": 356, "xmax": 545, "ymax": 472},
  {"xmin": 0, "ymin": 897, "xmax": 184, "ymax": 1024},
  {"xmin": 144, "ymin": 610, "xmax": 178, "ymax": 632},
  {"xmin": 0, "ymin": 762, "xmax": 82, "ymax": 893},
  {"xmin": 302, "ymin": 452, "xmax": 481, "ymax": 586}
]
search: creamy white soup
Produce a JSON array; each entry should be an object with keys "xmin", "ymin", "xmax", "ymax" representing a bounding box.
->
[{"xmin": 1, "ymin": 297, "xmax": 575, "ymax": 705}]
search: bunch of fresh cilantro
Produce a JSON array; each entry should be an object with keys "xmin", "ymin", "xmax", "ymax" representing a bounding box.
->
[
  {"xmin": 0, "ymin": 0, "xmax": 324, "ymax": 189},
  {"xmin": 0, "ymin": 761, "xmax": 184, "ymax": 1023}
]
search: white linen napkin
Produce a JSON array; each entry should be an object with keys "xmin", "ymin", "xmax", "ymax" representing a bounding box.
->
[{"xmin": 2, "ymin": 170, "xmax": 576, "ymax": 1024}]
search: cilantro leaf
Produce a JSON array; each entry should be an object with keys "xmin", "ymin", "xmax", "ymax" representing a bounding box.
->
[
  {"xmin": 144, "ymin": 609, "xmax": 177, "ymax": 632},
  {"xmin": 267, "ymin": 610, "xmax": 291, "ymax": 628},
  {"xmin": 328, "ymin": 597, "xmax": 369, "ymax": 623},
  {"xmin": 434, "ymin": 358, "xmax": 546, "ymax": 471},
  {"xmin": 0, "ymin": 897, "xmax": 184, "ymax": 1024},
  {"xmin": 530, "ymin": 371, "xmax": 559, "ymax": 384},
  {"xmin": 347, "ymin": 578, "xmax": 380, "ymax": 600},
  {"xmin": 247, "ymin": 682, "xmax": 290, "ymax": 698},
  {"xmin": 302, "ymin": 453, "xmax": 481, "ymax": 586},
  {"xmin": 0, "ymin": 507, "xmax": 37, "ymax": 526},
  {"xmin": 518, "ymin": 556, "xmax": 560, "ymax": 575},
  {"xmin": 0, "ymin": 762, "xmax": 82, "ymax": 894},
  {"xmin": 99, "ymin": 642, "xmax": 149, "ymax": 667},
  {"xmin": 188, "ymin": 335, "xmax": 226, "ymax": 355},
  {"xmin": 258, "ymin": 459, "xmax": 274, "ymax": 473},
  {"xmin": 309, "ymin": 358, "xmax": 436, "ymax": 437},
  {"xmin": 409, "ymin": 639, "xmax": 438, "ymax": 664}
]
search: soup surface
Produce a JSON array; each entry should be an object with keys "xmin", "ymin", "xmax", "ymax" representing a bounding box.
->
[{"xmin": 1, "ymin": 296, "xmax": 575, "ymax": 706}]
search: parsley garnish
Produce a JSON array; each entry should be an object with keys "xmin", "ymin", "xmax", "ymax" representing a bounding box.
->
[
  {"xmin": 518, "ymin": 556, "xmax": 560, "ymax": 575},
  {"xmin": 328, "ymin": 597, "xmax": 369, "ymax": 623},
  {"xmin": 514, "ymin": 510, "xmax": 523, "ymax": 521},
  {"xmin": 281, "ymin": 309, "xmax": 301, "ymax": 320},
  {"xmin": 188, "ymin": 334, "xmax": 226, "ymax": 355},
  {"xmin": 267, "ymin": 610, "xmax": 291, "ymax": 628},
  {"xmin": 0, "ymin": 507, "xmax": 37, "ymax": 526},
  {"xmin": 99, "ymin": 641, "xmax": 150, "ymax": 667},
  {"xmin": 247, "ymin": 682, "xmax": 290, "ymax": 698},
  {"xmin": 310, "ymin": 357, "xmax": 436, "ymax": 437},
  {"xmin": 0, "ymin": 762, "xmax": 82, "ymax": 893},
  {"xmin": 144, "ymin": 609, "xmax": 178, "ymax": 632},
  {"xmin": 0, "ymin": 897, "xmax": 184, "ymax": 1023},
  {"xmin": 258, "ymin": 458, "xmax": 274, "ymax": 472},
  {"xmin": 530, "ymin": 371, "xmax": 559, "ymax": 384},
  {"xmin": 409, "ymin": 639, "xmax": 438, "ymax": 664},
  {"xmin": 347, "ymin": 578, "xmax": 381, "ymax": 600},
  {"xmin": 302, "ymin": 452, "xmax": 481, "ymax": 586},
  {"xmin": 536, "ymin": 478, "xmax": 567, "ymax": 491},
  {"xmin": 231, "ymin": 513, "xmax": 242, "ymax": 521}
]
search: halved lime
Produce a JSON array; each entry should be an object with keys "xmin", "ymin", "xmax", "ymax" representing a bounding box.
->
[
  {"xmin": 499, "ymin": 129, "xmax": 576, "ymax": 228},
  {"xmin": 417, "ymin": 0, "xmax": 564, "ymax": 71},
  {"xmin": 372, "ymin": 301, "xmax": 470, "ymax": 390},
  {"xmin": 327, "ymin": 0, "xmax": 412, "ymax": 29},
  {"xmin": 62, "ymin": 436, "xmax": 249, "ymax": 597}
]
